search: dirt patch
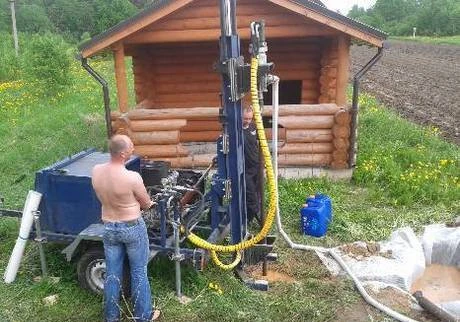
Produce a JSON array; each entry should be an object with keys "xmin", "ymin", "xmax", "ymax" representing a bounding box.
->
[
  {"xmin": 334, "ymin": 285, "xmax": 441, "ymax": 322},
  {"xmin": 367, "ymin": 285, "xmax": 442, "ymax": 322},
  {"xmin": 351, "ymin": 40, "xmax": 460, "ymax": 145},
  {"xmin": 245, "ymin": 266, "xmax": 296, "ymax": 283},
  {"xmin": 339, "ymin": 242, "xmax": 393, "ymax": 260}
]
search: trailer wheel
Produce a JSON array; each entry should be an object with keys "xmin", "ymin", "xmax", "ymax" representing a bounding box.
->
[{"xmin": 77, "ymin": 247, "xmax": 130, "ymax": 296}]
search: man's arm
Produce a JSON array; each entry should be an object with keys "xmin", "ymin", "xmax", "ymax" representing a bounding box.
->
[{"xmin": 132, "ymin": 172, "xmax": 154, "ymax": 210}]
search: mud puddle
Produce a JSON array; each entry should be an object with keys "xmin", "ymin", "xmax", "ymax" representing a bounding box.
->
[{"xmin": 411, "ymin": 264, "xmax": 460, "ymax": 303}]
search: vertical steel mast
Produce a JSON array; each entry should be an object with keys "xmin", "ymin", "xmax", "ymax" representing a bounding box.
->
[{"xmin": 218, "ymin": 0, "xmax": 247, "ymax": 245}]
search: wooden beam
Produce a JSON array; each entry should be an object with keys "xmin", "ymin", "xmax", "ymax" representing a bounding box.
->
[
  {"xmin": 335, "ymin": 35, "xmax": 351, "ymax": 106},
  {"xmin": 267, "ymin": 0, "xmax": 384, "ymax": 47},
  {"xmin": 113, "ymin": 43, "xmax": 129, "ymax": 113},
  {"xmin": 126, "ymin": 25, "xmax": 338, "ymax": 44},
  {"xmin": 81, "ymin": 0, "xmax": 194, "ymax": 58},
  {"xmin": 127, "ymin": 107, "xmax": 219, "ymax": 120}
]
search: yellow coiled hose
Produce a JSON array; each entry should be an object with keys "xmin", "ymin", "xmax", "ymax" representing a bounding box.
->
[{"xmin": 185, "ymin": 57, "xmax": 278, "ymax": 270}]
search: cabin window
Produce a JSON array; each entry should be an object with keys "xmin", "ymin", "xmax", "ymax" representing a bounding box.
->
[{"xmin": 263, "ymin": 80, "xmax": 302, "ymax": 105}]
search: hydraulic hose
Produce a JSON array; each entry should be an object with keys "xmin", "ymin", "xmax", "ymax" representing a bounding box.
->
[{"xmin": 185, "ymin": 57, "xmax": 278, "ymax": 269}]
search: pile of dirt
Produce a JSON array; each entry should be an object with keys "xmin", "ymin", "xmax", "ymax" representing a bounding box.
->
[
  {"xmin": 339, "ymin": 241, "xmax": 392, "ymax": 260},
  {"xmin": 351, "ymin": 40, "xmax": 460, "ymax": 145}
]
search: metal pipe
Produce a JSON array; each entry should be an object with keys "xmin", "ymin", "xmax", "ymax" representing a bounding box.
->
[
  {"xmin": 80, "ymin": 57, "xmax": 112, "ymax": 139},
  {"xmin": 413, "ymin": 291, "xmax": 458, "ymax": 322},
  {"xmin": 348, "ymin": 45, "xmax": 386, "ymax": 167},
  {"xmin": 173, "ymin": 220, "xmax": 182, "ymax": 298},
  {"xmin": 33, "ymin": 211, "xmax": 48, "ymax": 278}
]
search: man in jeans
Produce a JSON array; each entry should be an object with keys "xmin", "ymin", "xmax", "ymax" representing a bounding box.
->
[{"xmin": 92, "ymin": 134, "xmax": 160, "ymax": 322}]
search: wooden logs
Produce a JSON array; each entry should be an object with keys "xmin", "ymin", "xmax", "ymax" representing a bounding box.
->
[
  {"xmin": 331, "ymin": 107, "xmax": 351, "ymax": 169},
  {"xmin": 332, "ymin": 150, "xmax": 349, "ymax": 161},
  {"xmin": 265, "ymin": 128, "xmax": 286, "ymax": 141},
  {"xmin": 262, "ymin": 104, "xmax": 339, "ymax": 116},
  {"xmin": 302, "ymin": 89, "xmax": 320, "ymax": 101},
  {"xmin": 331, "ymin": 160, "xmax": 349, "ymax": 169},
  {"xmin": 127, "ymin": 108, "xmax": 219, "ymax": 120},
  {"xmin": 180, "ymin": 120, "xmax": 222, "ymax": 132},
  {"xmin": 285, "ymin": 129, "xmax": 333, "ymax": 143},
  {"xmin": 278, "ymin": 143, "xmax": 333, "ymax": 154},
  {"xmin": 334, "ymin": 109, "xmax": 351, "ymax": 125},
  {"xmin": 130, "ymin": 119, "xmax": 187, "ymax": 132},
  {"xmin": 180, "ymin": 131, "xmax": 221, "ymax": 142},
  {"xmin": 278, "ymin": 115, "xmax": 334, "ymax": 129},
  {"xmin": 130, "ymin": 130, "xmax": 179, "ymax": 145},
  {"xmin": 333, "ymin": 137, "xmax": 349, "ymax": 150},
  {"xmin": 319, "ymin": 39, "xmax": 339, "ymax": 105},
  {"xmin": 277, "ymin": 154, "xmax": 332, "ymax": 166},
  {"xmin": 113, "ymin": 43, "xmax": 129, "ymax": 113},
  {"xmin": 151, "ymin": 154, "xmax": 215, "ymax": 168},
  {"xmin": 332, "ymin": 125, "xmax": 350, "ymax": 138},
  {"xmin": 134, "ymin": 144, "xmax": 189, "ymax": 158},
  {"xmin": 336, "ymin": 35, "xmax": 351, "ymax": 107}
]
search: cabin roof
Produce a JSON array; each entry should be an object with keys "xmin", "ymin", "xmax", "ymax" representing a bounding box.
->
[{"xmin": 79, "ymin": 0, "xmax": 387, "ymax": 58}]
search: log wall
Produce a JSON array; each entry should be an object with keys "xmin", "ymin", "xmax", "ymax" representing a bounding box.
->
[
  {"xmin": 111, "ymin": 104, "xmax": 351, "ymax": 168},
  {"xmin": 319, "ymin": 38, "xmax": 338, "ymax": 104},
  {"xmin": 113, "ymin": 0, "xmax": 353, "ymax": 169}
]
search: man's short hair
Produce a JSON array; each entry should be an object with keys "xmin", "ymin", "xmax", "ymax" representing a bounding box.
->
[
  {"xmin": 243, "ymin": 105, "xmax": 253, "ymax": 113},
  {"xmin": 109, "ymin": 135, "xmax": 129, "ymax": 157}
]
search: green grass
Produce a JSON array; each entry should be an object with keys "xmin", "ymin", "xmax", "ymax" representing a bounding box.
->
[
  {"xmin": 391, "ymin": 35, "xmax": 460, "ymax": 45},
  {"xmin": 0, "ymin": 39, "xmax": 459, "ymax": 321}
]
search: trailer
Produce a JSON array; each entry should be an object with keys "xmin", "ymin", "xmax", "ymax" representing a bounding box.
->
[{"xmin": 3, "ymin": 148, "xmax": 209, "ymax": 295}]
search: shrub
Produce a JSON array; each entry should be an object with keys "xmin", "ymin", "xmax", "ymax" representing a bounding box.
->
[
  {"xmin": 21, "ymin": 33, "xmax": 72, "ymax": 93},
  {"xmin": 0, "ymin": 33, "xmax": 21, "ymax": 81}
]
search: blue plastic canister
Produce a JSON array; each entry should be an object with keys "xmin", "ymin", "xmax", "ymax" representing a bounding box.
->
[
  {"xmin": 306, "ymin": 193, "xmax": 332, "ymax": 220},
  {"xmin": 300, "ymin": 203, "xmax": 329, "ymax": 237}
]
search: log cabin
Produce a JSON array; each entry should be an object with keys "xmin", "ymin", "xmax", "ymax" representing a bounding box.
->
[{"xmin": 78, "ymin": 0, "xmax": 387, "ymax": 178}]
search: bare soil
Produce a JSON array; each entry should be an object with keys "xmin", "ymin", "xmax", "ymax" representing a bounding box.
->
[
  {"xmin": 411, "ymin": 264, "xmax": 460, "ymax": 303},
  {"xmin": 351, "ymin": 40, "xmax": 460, "ymax": 145}
]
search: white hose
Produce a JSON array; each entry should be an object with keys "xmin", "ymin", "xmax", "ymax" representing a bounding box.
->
[
  {"xmin": 4, "ymin": 190, "xmax": 42, "ymax": 283},
  {"xmin": 270, "ymin": 77, "xmax": 418, "ymax": 322}
]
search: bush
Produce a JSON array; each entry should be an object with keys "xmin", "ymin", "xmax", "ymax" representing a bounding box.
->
[
  {"xmin": 0, "ymin": 33, "xmax": 21, "ymax": 81},
  {"xmin": 21, "ymin": 33, "xmax": 72, "ymax": 93}
]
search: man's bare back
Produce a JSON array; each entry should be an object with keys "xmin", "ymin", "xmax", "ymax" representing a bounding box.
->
[{"xmin": 91, "ymin": 135, "xmax": 152, "ymax": 223}]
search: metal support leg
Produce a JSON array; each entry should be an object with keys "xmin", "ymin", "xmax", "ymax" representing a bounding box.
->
[
  {"xmin": 33, "ymin": 211, "xmax": 48, "ymax": 278},
  {"xmin": 172, "ymin": 221, "xmax": 182, "ymax": 298}
]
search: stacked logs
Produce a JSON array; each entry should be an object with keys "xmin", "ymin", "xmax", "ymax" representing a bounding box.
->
[
  {"xmin": 319, "ymin": 39, "xmax": 338, "ymax": 104},
  {"xmin": 331, "ymin": 108, "xmax": 351, "ymax": 169},
  {"xmin": 111, "ymin": 104, "xmax": 351, "ymax": 169}
]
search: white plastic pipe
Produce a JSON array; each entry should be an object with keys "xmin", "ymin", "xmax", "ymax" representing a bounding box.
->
[
  {"xmin": 269, "ymin": 78, "xmax": 418, "ymax": 322},
  {"xmin": 4, "ymin": 190, "xmax": 42, "ymax": 283}
]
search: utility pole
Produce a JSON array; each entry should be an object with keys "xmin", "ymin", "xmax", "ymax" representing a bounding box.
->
[{"xmin": 10, "ymin": 0, "xmax": 19, "ymax": 56}]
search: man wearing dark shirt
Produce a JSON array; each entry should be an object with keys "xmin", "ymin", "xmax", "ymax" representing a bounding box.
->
[{"xmin": 242, "ymin": 105, "xmax": 260, "ymax": 224}]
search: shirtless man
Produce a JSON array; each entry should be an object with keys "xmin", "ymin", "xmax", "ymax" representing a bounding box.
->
[{"xmin": 92, "ymin": 134, "xmax": 159, "ymax": 322}]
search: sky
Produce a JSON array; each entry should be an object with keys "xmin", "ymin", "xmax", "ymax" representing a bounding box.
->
[{"xmin": 321, "ymin": 0, "xmax": 376, "ymax": 15}]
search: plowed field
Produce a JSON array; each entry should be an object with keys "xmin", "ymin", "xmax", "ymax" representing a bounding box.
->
[{"xmin": 351, "ymin": 40, "xmax": 460, "ymax": 144}]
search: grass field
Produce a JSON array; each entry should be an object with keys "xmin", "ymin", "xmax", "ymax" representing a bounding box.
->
[
  {"xmin": 0, "ymin": 52, "xmax": 459, "ymax": 321},
  {"xmin": 392, "ymin": 35, "xmax": 460, "ymax": 45}
]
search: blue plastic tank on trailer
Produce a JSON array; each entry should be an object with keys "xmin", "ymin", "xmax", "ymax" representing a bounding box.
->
[{"xmin": 34, "ymin": 149, "xmax": 140, "ymax": 238}]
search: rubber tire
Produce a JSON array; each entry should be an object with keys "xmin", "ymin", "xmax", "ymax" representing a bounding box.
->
[{"xmin": 77, "ymin": 247, "xmax": 130, "ymax": 297}]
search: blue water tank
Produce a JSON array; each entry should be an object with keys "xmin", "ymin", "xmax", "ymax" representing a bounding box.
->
[
  {"xmin": 301, "ymin": 193, "xmax": 332, "ymax": 237},
  {"xmin": 35, "ymin": 149, "xmax": 140, "ymax": 238}
]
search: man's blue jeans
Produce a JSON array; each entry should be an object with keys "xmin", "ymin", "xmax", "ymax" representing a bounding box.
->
[{"xmin": 103, "ymin": 218, "xmax": 152, "ymax": 322}]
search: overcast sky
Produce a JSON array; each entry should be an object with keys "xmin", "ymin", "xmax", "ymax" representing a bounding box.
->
[{"xmin": 322, "ymin": 0, "xmax": 376, "ymax": 15}]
